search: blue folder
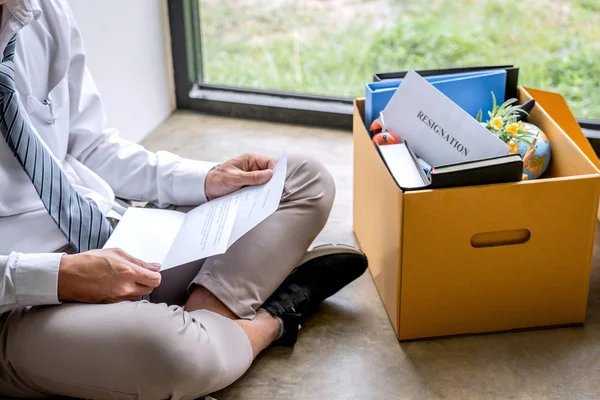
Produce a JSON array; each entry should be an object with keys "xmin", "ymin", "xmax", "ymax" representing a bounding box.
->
[{"xmin": 365, "ymin": 70, "xmax": 507, "ymax": 132}]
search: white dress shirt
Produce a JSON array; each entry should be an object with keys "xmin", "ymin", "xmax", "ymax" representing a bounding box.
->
[{"xmin": 0, "ymin": 0, "xmax": 215, "ymax": 315}]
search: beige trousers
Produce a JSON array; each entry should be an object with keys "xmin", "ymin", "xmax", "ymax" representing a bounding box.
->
[{"xmin": 0, "ymin": 155, "xmax": 335, "ymax": 400}]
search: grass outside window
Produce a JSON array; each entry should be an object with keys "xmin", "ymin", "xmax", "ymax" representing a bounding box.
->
[{"xmin": 199, "ymin": 0, "xmax": 600, "ymax": 120}]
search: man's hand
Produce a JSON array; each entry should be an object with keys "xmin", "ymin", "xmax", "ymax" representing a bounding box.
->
[
  {"xmin": 205, "ymin": 153, "xmax": 277, "ymax": 201},
  {"xmin": 58, "ymin": 248, "xmax": 162, "ymax": 304}
]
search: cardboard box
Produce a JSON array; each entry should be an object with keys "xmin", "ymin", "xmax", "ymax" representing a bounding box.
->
[{"xmin": 353, "ymin": 86, "xmax": 600, "ymax": 340}]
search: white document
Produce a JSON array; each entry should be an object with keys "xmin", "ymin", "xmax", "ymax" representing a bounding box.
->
[
  {"xmin": 381, "ymin": 70, "xmax": 510, "ymax": 166},
  {"xmin": 103, "ymin": 154, "xmax": 287, "ymax": 270}
]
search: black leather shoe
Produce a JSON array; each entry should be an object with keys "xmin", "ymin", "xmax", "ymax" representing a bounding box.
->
[{"xmin": 261, "ymin": 245, "xmax": 368, "ymax": 346}]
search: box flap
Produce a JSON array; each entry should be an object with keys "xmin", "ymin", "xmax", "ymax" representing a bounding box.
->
[{"xmin": 524, "ymin": 87, "xmax": 600, "ymax": 171}]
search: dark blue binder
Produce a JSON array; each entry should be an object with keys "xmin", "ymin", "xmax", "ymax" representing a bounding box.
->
[{"xmin": 365, "ymin": 70, "xmax": 507, "ymax": 132}]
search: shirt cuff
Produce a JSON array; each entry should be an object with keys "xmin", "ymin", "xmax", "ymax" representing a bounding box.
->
[
  {"xmin": 14, "ymin": 253, "xmax": 63, "ymax": 306},
  {"xmin": 172, "ymin": 159, "xmax": 219, "ymax": 205}
]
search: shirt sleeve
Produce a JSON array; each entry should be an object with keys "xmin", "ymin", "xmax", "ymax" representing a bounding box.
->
[
  {"xmin": 63, "ymin": 5, "xmax": 216, "ymax": 208},
  {"xmin": 0, "ymin": 252, "xmax": 63, "ymax": 315}
]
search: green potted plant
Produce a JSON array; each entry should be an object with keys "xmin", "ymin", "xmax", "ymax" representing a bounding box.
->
[{"xmin": 477, "ymin": 93, "xmax": 551, "ymax": 180}]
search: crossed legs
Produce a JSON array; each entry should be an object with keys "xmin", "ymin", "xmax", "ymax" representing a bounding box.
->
[
  {"xmin": 185, "ymin": 154, "xmax": 335, "ymax": 356},
  {"xmin": 0, "ymin": 155, "xmax": 336, "ymax": 399}
]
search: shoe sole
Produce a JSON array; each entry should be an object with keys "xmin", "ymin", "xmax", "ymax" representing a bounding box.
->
[{"xmin": 297, "ymin": 243, "xmax": 366, "ymax": 268}]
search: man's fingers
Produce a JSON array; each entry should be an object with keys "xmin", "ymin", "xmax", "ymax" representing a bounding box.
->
[
  {"xmin": 253, "ymin": 155, "xmax": 277, "ymax": 171},
  {"xmin": 135, "ymin": 284, "xmax": 154, "ymax": 296},
  {"xmin": 117, "ymin": 249, "xmax": 160, "ymax": 272},
  {"xmin": 112, "ymin": 284, "xmax": 154, "ymax": 302},
  {"xmin": 131, "ymin": 264, "xmax": 162, "ymax": 288},
  {"xmin": 115, "ymin": 248, "xmax": 144, "ymax": 265},
  {"xmin": 237, "ymin": 170, "xmax": 273, "ymax": 186},
  {"xmin": 240, "ymin": 153, "xmax": 277, "ymax": 171},
  {"xmin": 145, "ymin": 263, "xmax": 161, "ymax": 272}
]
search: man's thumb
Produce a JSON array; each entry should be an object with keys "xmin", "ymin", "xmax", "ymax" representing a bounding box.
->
[{"xmin": 241, "ymin": 169, "xmax": 273, "ymax": 186}]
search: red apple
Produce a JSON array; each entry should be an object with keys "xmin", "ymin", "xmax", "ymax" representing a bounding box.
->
[
  {"xmin": 370, "ymin": 118, "xmax": 383, "ymax": 134},
  {"xmin": 372, "ymin": 131, "xmax": 401, "ymax": 145}
]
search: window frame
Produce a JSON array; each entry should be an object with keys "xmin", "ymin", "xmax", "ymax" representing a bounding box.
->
[
  {"xmin": 168, "ymin": 0, "xmax": 352, "ymax": 130},
  {"xmin": 167, "ymin": 0, "xmax": 600, "ymax": 136}
]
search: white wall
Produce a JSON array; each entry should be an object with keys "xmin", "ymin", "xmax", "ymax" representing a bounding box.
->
[{"xmin": 68, "ymin": 0, "xmax": 175, "ymax": 143}]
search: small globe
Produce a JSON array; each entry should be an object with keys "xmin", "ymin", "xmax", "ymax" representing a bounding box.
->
[{"xmin": 515, "ymin": 122, "xmax": 551, "ymax": 180}]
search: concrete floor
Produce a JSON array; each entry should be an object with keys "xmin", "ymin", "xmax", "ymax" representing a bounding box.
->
[{"xmin": 143, "ymin": 112, "xmax": 600, "ymax": 400}]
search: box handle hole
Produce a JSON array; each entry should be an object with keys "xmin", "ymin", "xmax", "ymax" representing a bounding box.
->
[{"xmin": 471, "ymin": 229, "xmax": 531, "ymax": 248}]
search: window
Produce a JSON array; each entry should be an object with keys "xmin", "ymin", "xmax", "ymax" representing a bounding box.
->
[{"xmin": 169, "ymin": 0, "xmax": 600, "ymax": 129}]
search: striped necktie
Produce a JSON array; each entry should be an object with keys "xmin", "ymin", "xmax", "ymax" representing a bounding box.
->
[{"xmin": 0, "ymin": 34, "xmax": 112, "ymax": 252}]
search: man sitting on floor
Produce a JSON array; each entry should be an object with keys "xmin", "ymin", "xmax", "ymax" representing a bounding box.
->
[{"xmin": 0, "ymin": 1, "xmax": 367, "ymax": 399}]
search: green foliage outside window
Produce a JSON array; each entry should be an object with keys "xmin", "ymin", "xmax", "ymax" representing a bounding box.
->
[{"xmin": 200, "ymin": 0, "xmax": 600, "ymax": 119}]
